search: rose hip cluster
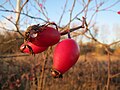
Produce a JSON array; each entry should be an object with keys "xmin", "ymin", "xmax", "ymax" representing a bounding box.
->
[{"xmin": 20, "ymin": 23, "xmax": 80, "ymax": 78}]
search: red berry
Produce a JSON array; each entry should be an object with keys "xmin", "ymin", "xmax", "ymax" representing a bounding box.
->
[
  {"xmin": 52, "ymin": 39, "xmax": 80, "ymax": 75},
  {"xmin": 20, "ymin": 42, "xmax": 48, "ymax": 54},
  {"xmin": 117, "ymin": 11, "xmax": 120, "ymax": 15},
  {"xmin": 30, "ymin": 26, "xmax": 60, "ymax": 47}
]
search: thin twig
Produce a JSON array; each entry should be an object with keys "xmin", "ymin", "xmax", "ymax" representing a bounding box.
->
[
  {"xmin": 110, "ymin": 72, "xmax": 120, "ymax": 78},
  {"xmin": 0, "ymin": 54, "xmax": 29, "ymax": 58},
  {"xmin": 0, "ymin": 38, "xmax": 23, "ymax": 44},
  {"xmin": 69, "ymin": 0, "xmax": 76, "ymax": 23},
  {"xmin": 2, "ymin": 15, "xmax": 24, "ymax": 37},
  {"xmin": 34, "ymin": 0, "xmax": 49, "ymax": 21},
  {"xmin": 60, "ymin": 25, "xmax": 84, "ymax": 35},
  {"xmin": 0, "ymin": 9, "xmax": 47, "ymax": 22},
  {"xmin": 58, "ymin": 0, "xmax": 68, "ymax": 25},
  {"xmin": 40, "ymin": 53, "xmax": 47, "ymax": 90},
  {"xmin": 108, "ymin": 40, "xmax": 120, "ymax": 47},
  {"xmin": 62, "ymin": 0, "xmax": 89, "ymax": 29},
  {"xmin": 67, "ymin": 0, "xmax": 90, "ymax": 26},
  {"xmin": 100, "ymin": 0, "xmax": 120, "ymax": 11},
  {"xmin": 2, "ymin": 15, "xmax": 15, "ymax": 25},
  {"xmin": 60, "ymin": 17, "xmax": 85, "ymax": 35},
  {"xmin": 16, "ymin": 0, "xmax": 29, "ymax": 25},
  {"xmin": 106, "ymin": 50, "xmax": 111, "ymax": 90},
  {"xmin": 15, "ymin": 0, "xmax": 29, "ymax": 34},
  {"xmin": 84, "ymin": 0, "xmax": 91, "ymax": 18}
]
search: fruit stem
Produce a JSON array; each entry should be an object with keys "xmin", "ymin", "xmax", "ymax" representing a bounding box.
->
[{"xmin": 68, "ymin": 31, "xmax": 71, "ymax": 39}]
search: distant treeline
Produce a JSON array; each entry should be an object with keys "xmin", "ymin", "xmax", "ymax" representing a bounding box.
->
[{"xmin": 0, "ymin": 31, "xmax": 120, "ymax": 55}]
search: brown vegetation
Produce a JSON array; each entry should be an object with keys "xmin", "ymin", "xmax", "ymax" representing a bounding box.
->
[{"xmin": 0, "ymin": 32, "xmax": 120, "ymax": 90}]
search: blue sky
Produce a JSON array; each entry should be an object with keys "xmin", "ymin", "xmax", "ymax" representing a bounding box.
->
[
  {"xmin": 44, "ymin": 0, "xmax": 120, "ymax": 25},
  {"xmin": 0, "ymin": 0, "xmax": 120, "ymax": 44},
  {"xmin": 1, "ymin": 0, "xmax": 119, "ymax": 25}
]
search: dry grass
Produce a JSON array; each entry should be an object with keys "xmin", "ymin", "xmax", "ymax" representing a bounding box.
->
[{"xmin": 0, "ymin": 53, "xmax": 120, "ymax": 90}]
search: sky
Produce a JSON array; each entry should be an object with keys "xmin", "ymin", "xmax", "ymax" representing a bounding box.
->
[{"xmin": 0, "ymin": 0, "xmax": 120, "ymax": 44}]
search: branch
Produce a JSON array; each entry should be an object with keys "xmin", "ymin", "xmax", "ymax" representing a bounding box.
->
[
  {"xmin": 9, "ymin": 0, "xmax": 16, "ymax": 11},
  {"xmin": 40, "ymin": 52, "xmax": 47, "ymax": 90},
  {"xmin": 60, "ymin": 17, "xmax": 85, "ymax": 35},
  {"xmin": 0, "ymin": 0, "xmax": 8, "ymax": 6},
  {"xmin": 60, "ymin": 25, "xmax": 84, "ymax": 35},
  {"xmin": 0, "ymin": 38, "xmax": 23, "ymax": 45},
  {"xmin": 106, "ymin": 51, "xmax": 111, "ymax": 90},
  {"xmin": 61, "ymin": 0, "xmax": 91, "ymax": 31},
  {"xmin": 34, "ymin": 0, "xmax": 49, "ymax": 21},
  {"xmin": 68, "ymin": 0, "xmax": 90, "ymax": 24},
  {"xmin": 108, "ymin": 40, "xmax": 120, "ymax": 46},
  {"xmin": 16, "ymin": 0, "xmax": 29, "ymax": 25},
  {"xmin": 110, "ymin": 72, "xmax": 120, "ymax": 78},
  {"xmin": 2, "ymin": 15, "xmax": 15, "ymax": 25},
  {"xmin": 69, "ymin": 0, "xmax": 76, "ymax": 23},
  {"xmin": 2, "ymin": 15, "xmax": 24, "ymax": 37},
  {"xmin": 58, "ymin": 0, "xmax": 68, "ymax": 25},
  {"xmin": 1, "ymin": 0, "xmax": 29, "ymax": 37},
  {"xmin": 100, "ymin": 0, "xmax": 120, "ymax": 11},
  {"xmin": 84, "ymin": 0, "xmax": 91, "ymax": 18},
  {"xmin": 0, "ymin": 54, "xmax": 29, "ymax": 58},
  {"xmin": 0, "ymin": 9, "xmax": 47, "ymax": 22},
  {"xmin": 0, "ymin": 26, "xmax": 16, "ymax": 31}
]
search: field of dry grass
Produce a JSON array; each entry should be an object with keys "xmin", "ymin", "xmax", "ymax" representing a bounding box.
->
[
  {"xmin": 0, "ymin": 32, "xmax": 120, "ymax": 90},
  {"xmin": 0, "ymin": 52, "xmax": 120, "ymax": 90}
]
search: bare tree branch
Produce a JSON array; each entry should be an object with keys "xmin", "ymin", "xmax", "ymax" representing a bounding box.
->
[
  {"xmin": 110, "ymin": 72, "xmax": 120, "ymax": 78},
  {"xmin": 2, "ymin": 15, "xmax": 24, "ymax": 37},
  {"xmin": 108, "ymin": 40, "xmax": 120, "ymax": 46},
  {"xmin": 63, "ymin": 0, "xmax": 91, "ymax": 29},
  {"xmin": 58, "ymin": 0, "xmax": 68, "ymax": 25},
  {"xmin": 100, "ymin": 0, "xmax": 120, "ymax": 11},
  {"xmin": 34, "ymin": 0, "xmax": 49, "ymax": 21},
  {"xmin": 106, "ymin": 51, "xmax": 111, "ymax": 90},
  {"xmin": 69, "ymin": 0, "xmax": 76, "ymax": 23},
  {"xmin": 60, "ymin": 17, "xmax": 85, "ymax": 35},
  {"xmin": 15, "ymin": 0, "xmax": 29, "ymax": 31},
  {"xmin": 0, "ymin": 38, "xmax": 23, "ymax": 45},
  {"xmin": 0, "ymin": 9, "xmax": 47, "ymax": 22},
  {"xmin": 0, "ymin": 54, "xmax": 29, "ymax": 58}
]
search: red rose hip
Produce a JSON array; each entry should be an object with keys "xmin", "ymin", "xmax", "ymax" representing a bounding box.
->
[
  {"xmin": 20, "ymin": 42, "xmax": 48, "ymax": 54},
  {"xmin": 30, "ymin": 26, "xmax": 60, "ymax": 47},
  {"xmin": 51, "ymin": 39, "xmax": 80, "ymax": 78}
]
